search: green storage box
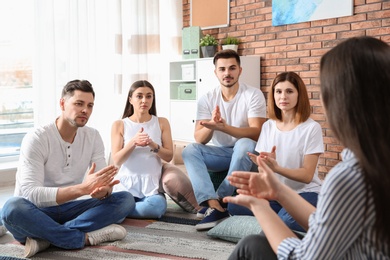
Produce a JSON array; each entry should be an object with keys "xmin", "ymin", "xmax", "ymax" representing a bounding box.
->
[
  {"xmin": 178, "ymin": 83, "xmax": 196, "ymax": 100},
  {"xmin": 182, "ymin": 26, "xmax": 202, "ymax": 59}
]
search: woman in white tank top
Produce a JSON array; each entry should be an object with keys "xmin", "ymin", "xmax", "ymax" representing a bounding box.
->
[{"xmin": 110, "ymin": 80, "xmax": 174, "ymax": 218}]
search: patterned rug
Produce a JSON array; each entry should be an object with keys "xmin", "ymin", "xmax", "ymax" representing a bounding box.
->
[
  {"xmin": 158, "ymin": 199, "xmax": 200, "ymax": 226},
  {"xmin": 0, "ymin": 219, "xmax": 235, "ymax": 259},
  {"xmin": 0, "ymin": 198, "xmax": 235, "ymax": 259}
]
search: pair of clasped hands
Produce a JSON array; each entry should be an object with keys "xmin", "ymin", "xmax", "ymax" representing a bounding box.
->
[{"xmin": 132, "ymin": 127, "xmax": 155, "ymax": 147}]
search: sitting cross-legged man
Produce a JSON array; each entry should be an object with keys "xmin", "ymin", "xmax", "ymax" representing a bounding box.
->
[
  {"xmin": 1, "ymin": 80, "xmax": 135, "ymax": 257},
  {"xmin": 182, "ymin": 50, "xmax": 266, "ymax": 231}
]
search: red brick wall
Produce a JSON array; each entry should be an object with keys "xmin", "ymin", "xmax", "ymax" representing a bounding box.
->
[{"xmin": 182, "ymin": 0, "xmax": 390, "ymax": 178}]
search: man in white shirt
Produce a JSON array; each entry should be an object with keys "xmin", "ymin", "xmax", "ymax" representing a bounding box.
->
[
  {"xmin": 182, "ymin": 50, "xmax": 266, "ymax": 230},
  {"xmin": 1, "ymin": 80, "xmax": 135, "ymax": 257}
]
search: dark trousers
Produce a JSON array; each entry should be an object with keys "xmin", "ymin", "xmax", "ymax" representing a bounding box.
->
[
  {"xmin": 228, "ymin": 231, "xmax": 305, "ymax": 260},
  {"xmin": 228, "ymin": 232, "xmax": 277, "ymax": 260}
]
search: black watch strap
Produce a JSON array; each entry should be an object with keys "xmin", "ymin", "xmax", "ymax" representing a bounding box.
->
[{"xmin": 150, "ymin": 144, "xmax": 160, "ymax": 153}]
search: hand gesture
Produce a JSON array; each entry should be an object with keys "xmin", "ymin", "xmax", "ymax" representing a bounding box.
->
[
  {"xmin": 223, "ymin": 157, "xmax": 282, "ymax": 212},
  {"xmin": 225, "ymin": 156, "xmax": 282, "ymax": 201},
  {"xmin": 223, "ymin": 192, "xmax": 270, "ymax": 211},
  {"xmin": 133, "ymin": 127, "xmax": 151, "ymax": 147},
  {"xmin": 83, "ymin": 163, "xmax": 118, "ymax": 195},
  {"xmin": 259, "ymin": 145, "xmax": 276, "ymax": 159},
  {"xmin": 90, "ymin": 179, "xmax": 120, "ymax": 199},
  {"xmin": 212, "ymin": 105, "xmax": 222, "ymax": 123},
  {"xmin": 259, "ymin": 146, "xmax": 279, "ymax": 172},
  {"xmin": 200, "ymin": 105, "xmax": 226, "ymax": 130},
  {"xmin": 247, "ymin": 152, "xmax": 258, "ymax": 166}
]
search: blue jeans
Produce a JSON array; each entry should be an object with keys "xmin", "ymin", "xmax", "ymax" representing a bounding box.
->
[
  {"xmin": 228, "ymin": 192, "xmax": 318, "ymax": 232},
  {"xmin": 1, "ymin": 191, "xmax": 134, "ymax": 249},
  {"xmin": 182, "ymin": 138, "xmax": 256, "ymax": 206},
  {"xmin": 127, "ymin": 194, "xmax": 167, "ymax": 219}
]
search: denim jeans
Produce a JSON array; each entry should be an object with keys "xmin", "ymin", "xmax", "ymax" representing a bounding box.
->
[
  {"xmin": 182, "ymin": 138, "xmax": 256, "ymax": 206},
  {"xmin": 271, "ymin": 192, "xmax": 318, "ymax": 232},
  {"xmin": 1, "ymin": 191, "xmax": 134, "ymax": 249},
  {"xmin": 228, "ymin": 192, "xmax": 318, "ymax": 232},
  {"xmin": 127, "ymin": 193, "xmax": 167, "ymax": 219}
]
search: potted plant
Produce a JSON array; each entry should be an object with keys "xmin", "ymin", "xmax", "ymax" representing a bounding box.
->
[
  {"xmin": 221, "ymin": 36, "xmax": 240, "ymax": 52},
  {"xmin": 199, "ymin": 34, "xmax": 218, "ymax": 58}
]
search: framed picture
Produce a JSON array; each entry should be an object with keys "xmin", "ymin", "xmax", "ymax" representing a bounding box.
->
[
  {"xmin": 191, "ymin": 0, "xmax": 230, "ymax": 29},
  {"xmin": 272, "ymin": 0, "xmax": 353, "ymax": 26}
]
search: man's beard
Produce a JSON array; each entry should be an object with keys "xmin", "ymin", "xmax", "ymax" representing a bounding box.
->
[
  {"xmin": 68, "ymin": 117, "xmax": 88, "ymax": 128},
  {"xmin": 222, "ymin": 77, "xmax": 238, "ymax": 88}
]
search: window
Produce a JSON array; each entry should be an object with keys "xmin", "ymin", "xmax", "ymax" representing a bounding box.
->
[{"xmin": 0, "ymin": 0, "xmax": 34, "ymax": 164}]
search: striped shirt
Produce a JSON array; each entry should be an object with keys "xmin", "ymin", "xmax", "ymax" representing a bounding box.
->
[{"xmin": 278, "ymin": 149, "xmax": 390, "ymax": 259}]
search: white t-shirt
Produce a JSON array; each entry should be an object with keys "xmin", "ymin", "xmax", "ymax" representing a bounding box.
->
[
  {"xmin": 14, "ymin": 121, "xmax": 106, "ymax": 208},
  {"xmin": 113, "ymin": 116, "xmax": 162, "ymax": 198},
  {"xmin": 197, "ymin": 83, "xmax": 266, "ymax": 147},
  {"xmin": 256, "ymin": 118, "xmax": 324, "ymax": 193}
]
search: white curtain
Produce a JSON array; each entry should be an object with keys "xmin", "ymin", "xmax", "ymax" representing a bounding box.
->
[{"xmin": 34, "ymin": 0, "xmax": 183, "ymax": 156}]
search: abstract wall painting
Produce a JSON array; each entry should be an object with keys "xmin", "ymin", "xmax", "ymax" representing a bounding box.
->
[{"xmin": 272, "ymin": 0, "xmax": 353, "ymax": 26}]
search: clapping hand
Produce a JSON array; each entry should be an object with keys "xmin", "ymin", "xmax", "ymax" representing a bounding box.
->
[
  {"xmin": 200, "ymin": 105, "xmax": 226, "ymax": 130},
  {"xmin": 259, "ymin": 146, "xmax": 278, "ymax": 172},
  {"xmin": 223, "ymin": 156, "xmax": 282, "ymax": 207},
  {"xmin": 247, "ymin": 152, "xmax": 258, "ymax": 165},
  {"xmin": 212, "ymin": 105, "xmax": 222, "ymax": 123},
  {"xmin": 84, "ymin": 163, "xmax": 119, "ymax": 199},
  {"xmin": 247, "ymin": 146, "xmax": 277, "ymax": 168}
]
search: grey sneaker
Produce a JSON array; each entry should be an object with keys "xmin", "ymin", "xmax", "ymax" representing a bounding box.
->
[
  {"xmin": 0, "ymin": 225, "xmax": 7, "ymax": 237},
  {"xmin": 24, "ymin": 237, "xmax": 50, "ymax": 258},
  {"xmin": 87, "ymin": 224, "xmax": 127, "ymax": 246}
]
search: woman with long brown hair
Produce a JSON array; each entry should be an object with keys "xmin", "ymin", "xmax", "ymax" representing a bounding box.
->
[
  {"xmin": 111, "ymin": 80, "xmax": 172, "ymax": 219},
  {"xmin": 225, "ymin": 36, "xmax": 390, "ymax": 259}
]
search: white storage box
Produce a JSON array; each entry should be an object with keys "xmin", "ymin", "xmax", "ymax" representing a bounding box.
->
[{"xmin": 181, "ymin": 64, "xmax": 195, "ymax": 81}]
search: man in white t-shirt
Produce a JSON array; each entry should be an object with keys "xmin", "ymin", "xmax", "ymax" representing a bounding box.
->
[
  {"xmin": 1, "ymin": 80, "xmax": 135, "ymax": 257},
  {"xmin": 182, "ymin": 50, "xmax": 266, "ymax": 230}
]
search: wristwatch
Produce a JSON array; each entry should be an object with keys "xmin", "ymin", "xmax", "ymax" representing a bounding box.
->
[{"xmin": 150, "ymin": 144, "xmax": 160, "ymax": 153}]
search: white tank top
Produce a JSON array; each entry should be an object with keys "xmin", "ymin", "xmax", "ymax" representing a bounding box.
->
[{"xmin": 113, "ymin": 116, "xmax": 162, "ymax": 198}]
